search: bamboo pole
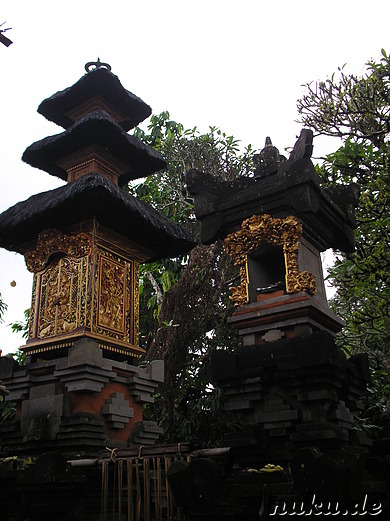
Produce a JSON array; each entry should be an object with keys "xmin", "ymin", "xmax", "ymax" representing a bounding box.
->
[
  {"xmin": 152, "ymin": 458, "xmax": 158, "ymax": 521},
  {"xmin": 127, "ymin": 459, "xmax": 133, "ymax": 521},
  {"xmin": 118, "ymin": 459, "xmax": 123, "ymax": 521},
  {"xmin": 143, "ymin": 458, "xmax": 151, "ymax": 521},
  {"xmin": 135, "ymin": 459, "xmax": 141, "ymax": 521},
  {"xmin": 101, "ymin": 460, "xmax": 108, "ymax": 521},
  {"xmin": 157, "ymin": 457, "xmax": 162, "ymax": 521},
  {"xmin": 112, "ymin": 461, "xmax": 117, "ymax": 521}
]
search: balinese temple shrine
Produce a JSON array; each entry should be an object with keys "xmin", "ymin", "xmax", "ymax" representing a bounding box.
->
[
  {"xmin": 187, "ymin": 131, "xmax": 357, "ymax": 344},
  {"xmin": 0, "ymin": 62, "xmax": 389, "ymax": 520},
  {"xmin": 184, "ymin": 131, "xmax": 369, "ymax": 453},
  {"xmin": 0, "ymin": 60, "xmax": 195, "ymax": 503},
  {"xmin": 165, "ymin": 132, "xmax": 390, "ymax": 518},
  {"xmin": 1, "ymin": 59, "xmax": 194, "ymax": 363}
]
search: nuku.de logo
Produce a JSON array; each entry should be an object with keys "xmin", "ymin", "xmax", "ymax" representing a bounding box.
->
[{"xmin": 269, "ymin": 493, "xmax": 382, "ymax": 516}]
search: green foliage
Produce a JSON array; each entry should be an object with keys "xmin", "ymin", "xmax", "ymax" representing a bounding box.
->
[
  {"xmin": 298, "ymin": 51, "xmax": 390, "ymax": 435},
  {"xmin": 1, "ymin": 310, "xmax": 28, "ymax": 424},
  {"xmin": 145, "ymin": 242, "xmax": 242, "ymax": 442},
  {"xmin": 298, "ymin": 51, "xmax": 390, "ymax": 147},
  {"xmin": 322, "ymin": 141, "xmax": 390, "ymax": 356},
  {"xmin": 6, "ymin": 348, "xmax": 27, "ymax": 366},
  {"xmin": 10, "ymin": 308, "xmax": 29, "ymax": 339},
  {"xmin": 0, "ymin": 396, "xmax": 16, "ymax": 424},
  {"xmin": 0, "ymin": 292, "xmax": 7, "ymax": 323},
  {"xmin": 132, "ymin": 113, "xmax": 254, "ymax": 443},
  {"xmin": 353, "ymin": 364, "xmax": 390, "ymax": 437},
  {"xmin": 132, "ymin": 111, "xmax": 254, "ymax": 227},
  {"xmin": 144, "ymin": 355, "xmax": 241, "ymax": 446},
  {"xmin": 0, "ymin": 293, "xmax": 12, "ymax": 424},
  {"xmin": 138, "ymin": 258, "xmax": 186, "ymax": 349}
]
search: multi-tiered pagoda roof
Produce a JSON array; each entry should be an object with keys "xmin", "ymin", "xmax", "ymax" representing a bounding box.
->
[{"xmin": 0, "ymin": 61, "xmax": 195, "ymax": 260}]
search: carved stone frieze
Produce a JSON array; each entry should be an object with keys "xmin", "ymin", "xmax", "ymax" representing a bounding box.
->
[
  {"xmin": 224, "ymin": 214, "xmax": 316, "ymax": 306},
  {"xmin": 25, "ymin": 229, "xmax": 91, "ymax": 273},
  {"xmin": 101, "ymin": 392, "xmax": 134, "ymax": 429}
]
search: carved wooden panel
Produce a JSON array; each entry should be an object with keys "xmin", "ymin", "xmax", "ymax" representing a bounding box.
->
[
  {"xmin": 26, "ymin": 228, "xmax": 139, "ymax": 351},
  {"xmin": 31, "ymin": 255, "xmax": 89, "ymax": 339},
  {"xmin": 92, "ymin": 250, "xmax": 135, "ymax": 345},
  {"xmin": 24, "ymin": 229, "xmax": 91, "ymax": 273}
]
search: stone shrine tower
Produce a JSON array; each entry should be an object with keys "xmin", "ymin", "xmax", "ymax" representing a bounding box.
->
[
  {"xmin": 159, "ymin": 133, "xmax": 390, "ymax": 521},
  {"xmin": 188, "ymin": 131, "xmax": 358, "ymax": 345},
  {"xmin": 187, "ymin": 131, "xmax": 371, "ymax": 454},
  {"xmin": 0, "ymin": 61, "xmax": 195, "ymax": 453}
]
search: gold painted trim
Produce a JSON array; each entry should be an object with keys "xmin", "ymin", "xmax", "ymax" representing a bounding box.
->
[
  {"xmin": 224, "ymin": 214, "xmax": 316, "ymax": 307},
  {"xmin": 133, "ymin": 261, "xmax": 139, "ymax": 347},
  {"xmin": 20, "ymin": 330, "xmax": 145, "ymax": 357}
]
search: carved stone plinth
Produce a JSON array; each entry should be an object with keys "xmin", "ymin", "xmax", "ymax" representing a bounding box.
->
[
  {"xmin": 212, "ymin": 331, "xmax": 371, "ymax": 463},
  {"xmin": 228, "ymin": 291, "xmax": 344, "ymax": 346},
  {"xmin": 0, "ymin": 338, "xmax": 164, "ymax": 453}
]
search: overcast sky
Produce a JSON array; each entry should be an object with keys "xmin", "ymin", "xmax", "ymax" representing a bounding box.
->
[{"xmin": 1, "ymin": 0, "xmax": 389, "ymax": 353}]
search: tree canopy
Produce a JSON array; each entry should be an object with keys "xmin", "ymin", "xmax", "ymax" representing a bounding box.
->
[
  {"xmin": 297, "ymin": 50, "xmax": 390, "ymax": 434},
  {"xmin": 130, "ymin": 113, "xmax": 255, "ymax": 443}
]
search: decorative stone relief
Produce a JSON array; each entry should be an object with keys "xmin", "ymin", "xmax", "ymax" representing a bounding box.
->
[
  {"xmin": 101, "ymin": 392, "xmax": 134, "ymax": 429},
  {"xmin": 262, "ymin": 329, "xmax": 285, "ymax": 343}
]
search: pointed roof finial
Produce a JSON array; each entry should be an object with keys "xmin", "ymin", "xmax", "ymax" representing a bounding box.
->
[
  {"xmin": 253, "ymin": 136, "xmax": 286, "ymax": 178},
  {"xmin": 85, "ymin": 58, "xmax": 112, "ymax": 73}
]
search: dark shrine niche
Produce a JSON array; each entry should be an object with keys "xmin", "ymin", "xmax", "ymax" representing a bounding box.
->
[
  {"xmin": 44, "ymin": 250, "xmax": 67, "ymax": 269},
  {"xmin": 247, "ymin": 244, "xmax": 286, "ymax": 303}
]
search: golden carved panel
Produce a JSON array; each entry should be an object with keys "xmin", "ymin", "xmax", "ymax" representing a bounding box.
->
[
  {"xmin": 92, "ymin": 250, "xmax": 135, "ymax": 345},
  {"xmin": 28, "ymin": 274, "xmax": 38, "ymax": 339},
  {"xmin": 224, "ymin": 214, "xmax": 316, "ymax": 306},
  {"xmin": 97, "ymin": 256, "xmax": 126, "ymax": 334},
  {"xmin": 26, "ymin": 228, "xmax": 138, "ymax": 350},
  {"xmin": 133, "ymin": 261, "xmax": 139, "ymax": 347},
  {"xmin": 25, "ymin": 229, "xmax": 91, "ymax": 273},
  {"xmin": 33, "ymin": 256, "xmax": 89, "ymax": 339}
]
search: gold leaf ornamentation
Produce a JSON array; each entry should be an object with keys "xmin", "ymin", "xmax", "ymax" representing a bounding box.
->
[
  {"xmin": 28, "ymin": 274, "xmax": 38, "ymax": 338},
  {"xmin": 98, "ymin": 256, "xmax": 126, "ymax": 334},
  {"xmin": 224, "ymin": 214, "xmax": 316, "ymax": 306},
  {"xmin": 35, "ymin": 256, "xmax": 88, "ymax": 339},
  {"xmin": 25, "ymin": 229, "xmax": 91, "ymax": 273},
  {"xmin": 133, "ymin": 262, "xmax": 139, "ymax": 347},
  {"xmin": 91, "ymin": 249, "xmax": 134, "ymax": 345}
]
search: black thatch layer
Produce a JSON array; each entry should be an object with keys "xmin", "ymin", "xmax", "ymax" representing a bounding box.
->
[
  {"xmin": 0, "ymin": 173, "xmax": 197, "ymax": 259},
  {"xmin": 38, "ymin": 67, "xmax": 151, "ymax": 131},
  {"xmin": 22, "ymin": 111, "xmax": 167, "ymax": 186}
]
